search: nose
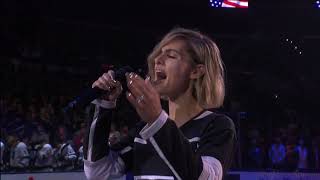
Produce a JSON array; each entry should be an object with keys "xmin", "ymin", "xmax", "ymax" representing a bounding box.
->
[{"xmin": 154, "ymin": 53, "xmax": 165, "ymax": 65}]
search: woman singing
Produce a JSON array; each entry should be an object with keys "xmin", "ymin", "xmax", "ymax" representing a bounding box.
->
[{"xmin": 83, "ymin": 28, "xmax": 236, "ymax": 180}]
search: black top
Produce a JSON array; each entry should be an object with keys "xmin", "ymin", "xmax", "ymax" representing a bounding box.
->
[{"xmin": 83, "ymin": 102, "xmax": 236, "ymax": 180}]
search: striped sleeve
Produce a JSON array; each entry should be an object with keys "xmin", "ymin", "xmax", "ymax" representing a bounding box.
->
[
  {"xmin": 139, "ymin": 110, "xmax": 236, "ymax": 180},
  {"xmin": 198, "ymin": 156, "xmax": 223, "ymax": 180},
  {"xmin": 83, "ymin": 100, "xmax": 133, "ymax": 180},
  {"xmin": 84, "ymin": 151, "xmax": 126, "ymax": 180}
]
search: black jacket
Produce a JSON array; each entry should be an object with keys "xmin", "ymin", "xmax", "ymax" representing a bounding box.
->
[{"xmin": 83, "ymin": 100, "xmax": 236, "ymax": 180}]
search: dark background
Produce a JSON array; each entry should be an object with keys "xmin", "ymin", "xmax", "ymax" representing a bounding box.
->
[
  {"xmin": 1, "ymin": 0, "xmax": 319, "ymax": 119},
  {"xmin": 1, "ymin": 0, "xmax": 320, "ymax": 170}
]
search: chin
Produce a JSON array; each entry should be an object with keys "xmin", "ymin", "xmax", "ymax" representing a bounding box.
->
[
  {"xmin": 154, "ymin": 81, "xmax": 173, "ymax": 96},
  {"xmin": 155, "ymin": 86, "xmax": 167, "ymax": 96},
  {"xmin": 155, "ymin": 87, "xmax": 165, "ymax": 95}
]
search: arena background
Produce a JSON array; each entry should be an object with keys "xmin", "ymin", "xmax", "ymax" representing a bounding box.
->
[{"xmin": 1, "ymin": 0, "xmax": 320, "ymax": 179}]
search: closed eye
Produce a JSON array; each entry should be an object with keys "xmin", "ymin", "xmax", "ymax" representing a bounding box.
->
[
  {"xmin": 162, "ymin": 49, "xmax": 181, "ymax": 59},
  {"xmin": 167, "ymin": 54, "xmax": 176, "ymax": 59}
]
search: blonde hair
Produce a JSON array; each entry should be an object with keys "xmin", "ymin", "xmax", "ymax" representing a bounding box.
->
[{"xmin": 147, "ymin": 28, "xmax": 225, "ymax": 108}]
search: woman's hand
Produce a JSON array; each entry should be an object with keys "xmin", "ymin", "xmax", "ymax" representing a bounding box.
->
[
  {"xmin": 92, "ymin": 70, "xmax": 123, "ymax": 101},
  {"xmin": 125, "ymin": 72, "xmax": 162, "ymax": 124}
]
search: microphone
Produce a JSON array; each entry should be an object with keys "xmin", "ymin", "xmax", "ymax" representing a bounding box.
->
[{"xmin": 63, "ymin": 66, "xmax": 134, "ymax": 112}]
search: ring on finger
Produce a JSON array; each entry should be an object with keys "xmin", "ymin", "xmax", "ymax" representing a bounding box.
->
[{"xmin": 136, "ymin": 94, "xmax": 145, "ymax": 103}]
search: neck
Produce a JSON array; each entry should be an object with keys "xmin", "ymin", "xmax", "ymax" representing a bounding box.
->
[{"xmin": 168, "ymin": 88, "xmax": 203, "ymax": 127}]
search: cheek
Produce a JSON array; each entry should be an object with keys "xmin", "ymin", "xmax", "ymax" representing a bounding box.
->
[
  {"xmin": 167, "ymin": 60, "xmax": 190, "ymax": 75},
  {"xmin": 168, "ymin": 66, "xmax": 191, "ymax": 88}
]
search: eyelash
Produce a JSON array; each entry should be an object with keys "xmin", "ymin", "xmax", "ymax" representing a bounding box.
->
[{"xmin": 166, "ymin": 54, "xmax": 177, "ymax": 59}]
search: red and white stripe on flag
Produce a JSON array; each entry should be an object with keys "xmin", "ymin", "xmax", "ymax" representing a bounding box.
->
[{"xmin": 222, "ymin": 0, "xmax": 248, "ymax": 8}]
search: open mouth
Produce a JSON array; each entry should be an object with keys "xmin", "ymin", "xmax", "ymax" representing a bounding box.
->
[
  {"xmin": 154, "ymin": 71, "xmax": 167, "ymax": 84},
  {"xmin": 156, "ymin": 72, "xmax": 167, "ymax": 80}
]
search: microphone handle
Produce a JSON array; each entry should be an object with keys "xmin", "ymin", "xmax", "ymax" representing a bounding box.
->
[
  {"xmin": 63, "ymin": 66, "xmax": 134, "ymax": 112},
  {"xmin": 63, "ymin": 87, "xmax": 106, "ymax": 112}
]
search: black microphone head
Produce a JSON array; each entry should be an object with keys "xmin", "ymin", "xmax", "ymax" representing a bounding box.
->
[
  {"xmin": 115, "ymin": 66, "xmax": 134, "ymax": 93},
  {"xmin": 115, "ymin": 66, "xmax": 134, "ymax": 80}
]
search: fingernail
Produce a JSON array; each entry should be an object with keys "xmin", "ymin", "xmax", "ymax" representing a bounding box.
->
[
  {"xmin": 129, "ymin": 80, "xmax": 133, "ymax": 85},
  {"xmin": 146, "ymin": 76, "xmax": 150, "ymax": 80},
  {"xmin": 134, "ymin": 74, "xmax": 138, "ymax": 78},
  {"xmin": 112, "ymin": 80, "xmax": 116, "ymax": 83},
  {"xmin": 128, "ymin": 92, "xmax": 132, "ymax": 96},
  {"xmin": 129, "ymin": 73, "xmax": 133, "ymax": 79}
]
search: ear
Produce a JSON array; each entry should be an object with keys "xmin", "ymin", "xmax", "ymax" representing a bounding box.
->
[{"xmin": 190, "ymin": 64, "xmax": 205, "ymax": 80}]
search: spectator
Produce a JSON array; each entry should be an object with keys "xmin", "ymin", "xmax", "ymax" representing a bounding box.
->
[
  {"xmin": 0, "ymin": 140, "xmax": 4, "ymax": 166},
  {"xmin": 310, "ymin": 136, "xmax": 320, "ymax": 169},
  {"xmin": 25, "ymin": 104, "xmax": 50, "ymax": 144},
  {"xmin": 7, "ymin": 135, "xmax": 30, "ymax": 171},
  {"xmin": 269, "ymin": 137, "xmax": 286, "ymax": 169},
  {"xmin": 0, "ymin": 129, "xmax": 8, "ymax": 170},
  {"xmin": 29, "ymin": 122, "xmax": 49, "ymax": 146},
  {"xmin": 120, "ymin": 125, "xmax": 129, "ymax": 138},
  {"xmin": 108, "ymin": 131, "xmax": 121, "ymax": 146},
  {"xmin": 73, "ymin": 122, "xmax": 85, "ymax": 150},
  {"xmin": 53, "ymin": 140, "xmax": 77, "ymax": 171},
  {"xmin": 53, "ymin": 126, "xmax": 77, "ymax": 171},
  {"xmin": 108, "ymin": 123, "xmax": 121, "ymax": 146},
  {"xmin": 285, "ymin": 136, "xmax": 299, "ymax": 171},
  {"xmin": 77, "ymin": 145, "xmax": 84, "ymax": 168},
  {"xmin": 247, "ymin": 138, "xmax": 264, "ymax": 169},
  {"xmin": 296, "ymin": 137, "xmax": 308, "ymax": 170},
  {"xmin": 34, "ymin": 135, "xmax": 53, "ymax": 171}
]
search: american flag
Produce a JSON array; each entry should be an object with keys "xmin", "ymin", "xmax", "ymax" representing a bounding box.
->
[{"xmin": 210, "ymin": 0, "xmax": 249, "ymax": 8}]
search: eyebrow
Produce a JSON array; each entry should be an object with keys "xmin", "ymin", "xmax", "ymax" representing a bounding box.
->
[{"xmin": 161, "ymin": 48, "xmax": 182, "ymax": 55}]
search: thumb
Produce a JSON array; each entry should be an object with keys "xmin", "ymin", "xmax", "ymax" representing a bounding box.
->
[{"xmin": 108, "ymin": 70, "xmax": 115, "ymax": 80}]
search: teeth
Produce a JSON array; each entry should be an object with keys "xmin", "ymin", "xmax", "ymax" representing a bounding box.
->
[{"xmin": 155, "ymin": 68, "xmax": 166, "ymax": 81}]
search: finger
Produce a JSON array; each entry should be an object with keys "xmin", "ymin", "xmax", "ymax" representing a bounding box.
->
[
  {"xmin": 126, "ymin": 91, "xmax": 139, "ymax": 109},
  {"xmin": 92, "ymin": 79, "xmax": 107, "ymax": 89},
  {"xmin": 139, "ymin": 75, "xmax": 158, "ymax": 100},
  {"xmin": 102, "ymin": 72, "xmax": 111, "ymax": 81},
  {"xmin": 100, "ymin": 73, "xmax": 119, "ymax": 91},
  {"xmin": 97, "ymin": 78, "xmax": 112, "ymax": 91},
  {"xmin": 103, "ymin": 72, "xmax": 122, "ymax": 92},
  {"xmin": 115, "ymin": 81, "xmax": 123, "ymax": 92},
  {"xmin": 102, "ymin": 73, "xmax": 117, "ymax": 87},
  {"xmin": 144, "ymin": 77, "xmax": 160, "ymax": 104},
  {"xmin": 92, "ymin": 80, "xmax": 106, "ymax": 90},
  {"xmin": 126, "ymin": 73, "xmax": 145, "ymax": 98},
  {"xmin": 107, "ymin": 70, "xmax": 115, "ymax": 80},
  {"xmin": 133, "ymin": 73, "xmax": 153, "ymax": 93},
  {"xmin": 111, "ymin": 81, "xmax": 123, "ymax": 97},
  {"xmin": 129, "ymin": 73, "xmax": 151, "ymax": 97},
  {"xmin": 134, "ymin": 75, "xmax": 158, "ymax": 101},
  {"xmin": 92, "ymin": 81, "xmax": 99, "ymax": 88},
  {"xmin": 144, "ymin": 76, "xmax": 155, "ymax": 93}
]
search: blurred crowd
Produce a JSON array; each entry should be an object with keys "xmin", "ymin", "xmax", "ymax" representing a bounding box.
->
[
  {"xmin": 0, "ymin": 57, "xmax": 137, "ymax": 173},
  {"xmin": 244, "ymin": 123, "xmax": 320, "ymax": 171},
  {"xmin": 2, "ymin": 94, "xmax": 319, "ymax": 173},
  {"xmin": 0, "ymin": 93, "xmax": 130, "ymax": 172}
]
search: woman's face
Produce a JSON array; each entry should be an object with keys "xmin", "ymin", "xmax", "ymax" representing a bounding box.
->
[{"xmin": 153, "ymin": 39, "xmax": 194, "ymax": 100}]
